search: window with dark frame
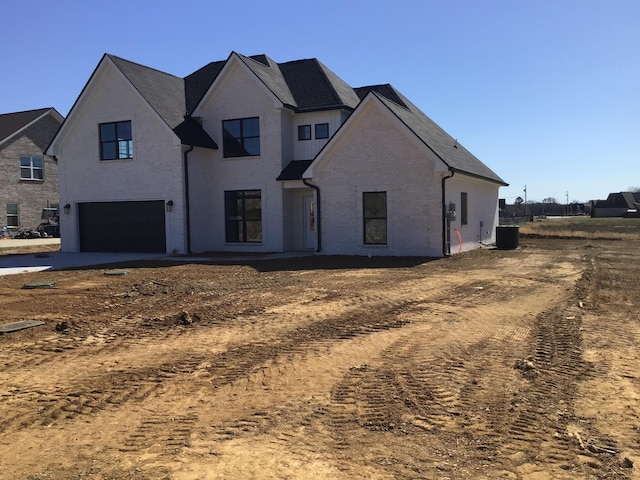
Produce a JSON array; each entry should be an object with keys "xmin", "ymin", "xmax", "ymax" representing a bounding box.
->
[
  {"xmin": 298, "ymin": 125, "xmax": 311, "ymax": 141},
  {"xmin": 6, "ymin": 203, "xmax": 18, "ymax": 227},
  {"xmin": 363, "ymin": 191, "xmax": 387, "ymax": 244},
  {"xmin": 225, "ymin": 190, "xmax": 262, "ymax": 243},
  {"xmin": 315, "ymin": 123, "xmax": 329, "ymax": 139},
  {"xmin": 20, "ymin": 156, "xmax": 44, "ymax": 180},
  {"xmin": 461, "ymin": 192, "xmax": 468, "ymax": 225},
  {"xmin": 223, "ymin": 117, "xmax": 260, "ymax": 157},
  {"xmin": 99, "ymin": 121, "xmax": 133, "ymax": 160}
]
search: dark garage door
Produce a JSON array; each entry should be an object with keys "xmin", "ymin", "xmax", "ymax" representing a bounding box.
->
[{"xmin": 78, "ymin": 201, "xmax": 166, "ymax": 253}]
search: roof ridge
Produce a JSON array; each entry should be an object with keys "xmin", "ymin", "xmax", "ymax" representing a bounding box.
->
[
  {"xmin": 356, "ymin": 84, "xmax": 408, "ymax": 109},
  {"xmin": 0, "ymin": 107, "xmax": 51, "ymax": 117},
  {"xmin": 234, "ymin": 53, "xmax": 297, "ymax": 109},
  {"xmin": 106, "ymin": 54, "xmax": 181, "ymax": 80},
  {"xmin": 238, "ymin": 52, "xmax": 274, "ymax": 68},
  {"xmin": 312, "ymin": 59, "xmax": 345, "ymax": 107}
]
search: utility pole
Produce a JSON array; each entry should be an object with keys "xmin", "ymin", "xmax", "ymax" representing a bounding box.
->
[{"xmin": 524, "ymin": 185, "xmax": 528, "ymax": 217}]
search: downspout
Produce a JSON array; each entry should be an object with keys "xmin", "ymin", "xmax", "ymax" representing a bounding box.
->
[
  {"xmin": 442, "ymin": 169, "xmax": 455, "ymax": 256},
  {"xmin": 183, "ymin": 145, "xmax": 194, "ymax": 254},
  {"xmin": 302, "ymin": 178, "xmax": 321, "ymax": 253}
]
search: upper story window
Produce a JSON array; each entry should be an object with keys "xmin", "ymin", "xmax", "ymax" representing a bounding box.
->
[
  {"xmin": 315, "ymin": 123, "xmax": 329, "ymax": 139},
  {"xmin": 298, "ymin": 125, "xmax": 311, "ymax": 141},
  {"xmin": 20, "ymin": 156, "xmax": 44, "ymax": 180},
  {"xmin": 100, "ymin": 121, "xmax": 133, "ymax": 160},
  {"xmin": 223, "ymin": 117, "xmax": 260, "ymax": 158}
]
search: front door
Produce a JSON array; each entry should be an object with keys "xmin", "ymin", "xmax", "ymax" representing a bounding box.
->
[{"xmin": 303, "ymin": 196, "xmax": 316, "ymax": 250}]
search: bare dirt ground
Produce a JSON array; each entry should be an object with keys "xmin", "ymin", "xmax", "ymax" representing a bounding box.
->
[{"xmin": 0, "ymin": 237, "xmax": 638, "ymax": 480}]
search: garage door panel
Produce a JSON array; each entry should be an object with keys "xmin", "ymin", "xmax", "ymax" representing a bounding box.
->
[{"xmin": 79, "ymin": 201, "xmax": 166, "ymax": 253}]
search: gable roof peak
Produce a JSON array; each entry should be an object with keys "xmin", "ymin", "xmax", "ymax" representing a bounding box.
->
[
  {"xmin": 106, "ymin": 54, "xmax": 179, "ymax": 80},
  {"xmin": 355, "ymin": 84, "xmax": 408, "ymax": 109},
  {"xmin": 104, "ymin": 53, "xmax": 186, "ymax": 129},
  {"xmin": 0, "ymin": 107, "xmax": 61, "ymax": 145}
]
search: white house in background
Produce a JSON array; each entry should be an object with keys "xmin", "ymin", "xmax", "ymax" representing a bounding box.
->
[{"xmin": 46, "ymin": 52, "xmax": 507, "ymax": 257}]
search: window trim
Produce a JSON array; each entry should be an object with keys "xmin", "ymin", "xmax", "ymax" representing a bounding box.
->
[
  {"xmin": 363, "ymin": 191, "xmax": 387, "ymax": 245},
  {"xmin": 99, "ymin": 120, "xmax": 133, "ymax": 161},
  {"xmin": 460, "ymin": 192, "xmax": 468, "ymax": 225},
  {"xmin": 297, "ymin": 125, "xmax": 311, "ymax": 141},
  {"xmin": 222, "ymin": 117, "xmax": 261, "ymax": 158},
  {"xmin": 19, "ymin": 155, "xmax": 44, "ymax": 181},
  {"xmin": 315, "ymin": 123, "xmax": 329, "ymax": 139},
  {"xmin": 224, "ymin": 190, "xmax": 262, "ymax": 243}
]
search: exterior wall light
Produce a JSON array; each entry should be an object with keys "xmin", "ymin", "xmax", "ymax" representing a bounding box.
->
[
  {"xmin": 166, "ymin": 200, "xmax": 174, "ymax": 212},
  {"xmin": 63, "ymin": 203, "xmax": 71, "ymax": 214}
]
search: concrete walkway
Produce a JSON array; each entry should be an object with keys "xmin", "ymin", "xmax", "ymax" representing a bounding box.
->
[{"xmin": 0, "ymin": 239, "xmax": 163, "ymax": 276}]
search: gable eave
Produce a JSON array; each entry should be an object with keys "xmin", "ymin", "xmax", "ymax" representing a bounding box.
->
[
  {"xmin": 47, "ymin": 54, "xmax": 114, "ymax": 155},
  {"xmin": 48, "ymin": 54, "xmax": 182, "ymax": 155},
  {"xmin": 192, "ymin": 52, "xmax": 291, "ymax": 115},
  {"xmin": 373, "ymin": 90, "xmax": 508, "ymax": 186},
  {"xmin": 303, "ymin": 93, "xmax": 442, "ymax": 178},
  {"xmin": 1, "ymin": 108, "xmax": 62, "ymax": 150}
]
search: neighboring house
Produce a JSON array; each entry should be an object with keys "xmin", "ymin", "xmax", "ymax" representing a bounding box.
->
[
  {"xmin": 591, "ymin": 192, "xmax": 640, "ymax": 218},
  {"xmin": 46, "ymin": 52, "xmax": 507, "ymax": 256},
  {"xmin": 1, "ymin": 108, "xmax": 63, "ymax": 232}
]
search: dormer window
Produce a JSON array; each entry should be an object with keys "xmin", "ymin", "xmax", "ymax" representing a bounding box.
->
[
  {"xmin": 100, "ymin": 121, "xmax": 133, "ymax": 160},
  {"xmin": 315, "ymin": 123, "xmax": 329, "ymax": 139},
  {"xmin": 298, "ymin": 125, "xmax": 311, "ymax": 141}
]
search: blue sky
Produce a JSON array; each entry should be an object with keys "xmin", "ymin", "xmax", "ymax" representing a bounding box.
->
[{"xmin": 2, "ymin": 0, "xmax": 637, "ymax": 203}]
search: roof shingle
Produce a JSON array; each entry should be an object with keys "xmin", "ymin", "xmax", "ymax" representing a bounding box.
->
[{"xmin": 0, "ymin": 108, "xmax": 52, "ymax": 144}]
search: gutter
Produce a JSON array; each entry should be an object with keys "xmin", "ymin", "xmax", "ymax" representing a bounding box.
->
[
  {"xmin": 302, "ymin": 178, "xmax": 321, "ymax": 252},
  {"xmin": 183, "ymin": 145, "xmax": 194, "ymax": 254},
  {"xmin": 442, "ymin": 169, "xmax": 455, "ymax": 256}
]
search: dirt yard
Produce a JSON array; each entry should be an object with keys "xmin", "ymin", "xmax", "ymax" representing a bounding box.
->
[{"xmin": 1, "ymin": 237, "xmax": 638, "ymax": 480}]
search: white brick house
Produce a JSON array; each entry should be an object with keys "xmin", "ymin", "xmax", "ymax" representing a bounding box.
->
[{"xmin": 47, "ymin": 52, "xmax": 507, "ymax": 256}]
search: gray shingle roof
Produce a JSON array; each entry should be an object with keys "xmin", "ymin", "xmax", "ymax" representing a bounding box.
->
[
  {"xmin": 108, "ymin": 55, "xmax": 186, "ymax": 129},
  {"xmin": 277, "ymin": 160, "xmax": 314, "ymax": 180},
  {"xmin": 235, "ymin": 53, "xmax": 298, "ymax": 109},
  {"xmin": 184, "ymin": 60, "xmax": 226, "ymax": 113},
  {"xmin": 108, "ymin": 55, "xmax": 217, "ymax": 149},
  {"xmin": 280, "ymin": 59, "xmax": 360, "ymax": 111},
  {"xmin": 85, "ymin": 53, "xmax": 505, "ymax": 184},
  {"xmin": 0, "ymin": 108, "xmax": 52, "ymax": 144}
]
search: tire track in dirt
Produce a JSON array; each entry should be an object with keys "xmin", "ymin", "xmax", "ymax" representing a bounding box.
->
[
  {"xmin": 8, "ymin": 245, "xmax": 636, "ymax": 480},
  {"xmin": 321, "ymin": 265, "xmax": 608, "ymax": 478},
  {"xmin": 145, "ymin": 263, "xmax": 579, "ymax": 479}
]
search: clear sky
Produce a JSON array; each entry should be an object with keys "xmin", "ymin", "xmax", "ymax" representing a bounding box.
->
[{"xmin": 2, "ymin": 0, "xmax": 638, "ymax": 203}]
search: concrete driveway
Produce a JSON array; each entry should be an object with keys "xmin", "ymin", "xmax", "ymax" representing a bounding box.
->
[{"xmin": 0, "ymin": 238, "xmax": 164, "ymax": 276}]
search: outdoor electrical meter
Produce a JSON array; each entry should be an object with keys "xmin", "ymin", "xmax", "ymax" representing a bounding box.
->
[{"xmin": 447, "ymin": 202, "xmax": 456, "ymax": 221}]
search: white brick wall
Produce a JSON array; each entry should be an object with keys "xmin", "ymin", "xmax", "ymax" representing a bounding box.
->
[
  {"xmin": 312, "ymin": 100, "xmax": 443, "ymax": 257},
  {"xmin": 52, "ymin": 55, "xmax": 502, "ymax": 257},
  {"xmin": 189, "ymin": 60, "xmax": 287, "ymax": 253},
  {"xmin": 53, "ymin": 61, "xmax": 185, "ymax": 253}
]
